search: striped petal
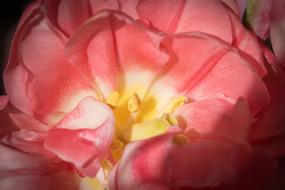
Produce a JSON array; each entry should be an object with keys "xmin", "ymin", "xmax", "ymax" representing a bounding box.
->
[
  {"xmin": 4, "ymin": 1, "xmax": 95, "ymax": 124},
  {"xmin": 109, "ymin": 133, "xmax": 251, "ymax": 189},
  {"xmin": 137, "ymin": 0, "xmax": 232, "ymax": 42},
  {"xmin": 174, "ymin": 98, "xmax": 251, "ymax": 143},
  {"xmin": 146, "ymin": 33, "xmax": 269, "ymax": 117},
  {"xmin": 65, "ymin": 11, "xmax": 168, "ymax": 98},
  {"xmin": 44, "ymin": 97, "xmax": 114, "ymax": 177},
  {"xmin": 0, "ymin": 142, "xmax": 78, "ymax": 190},
  {"xmin": 57, "ymin": 0, "xmax": 91, "ymax": 35}
]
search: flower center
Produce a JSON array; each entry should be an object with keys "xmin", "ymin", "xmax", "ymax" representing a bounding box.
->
[
  {"xmin": 84, "ymin": 77, "xmax": 189, "ymax": 187},
  {"xmin": 104, "ymin": 88, "xmax": 187, "ymax": 163}
]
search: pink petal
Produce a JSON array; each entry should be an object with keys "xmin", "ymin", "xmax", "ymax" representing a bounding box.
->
[
  {"xmin": 174, "ymin": 98, "xmax": 251, "ymax": 143},
  {"xmin": 57, "ymin": 0, "xmax": 92, "ymax": 35},
  {"xmin": 9, "ymin": 113, "xmax": 49, "ymax": 132},
  {"xmin": 4, "ymin": 3, "xmax": 95, "ymax": 123},
  {"xmin": 137, "ymin": 0, "xmax": 232, "ymax": 42},
  {"xmin": 221, "ymin": 0, "xmax": 247, "ymax": 19},
  {"xmin": 109, "ymin": 133, "xmax": 251, "ymax": 189},
  {"xmin": 4, "ymin": 1, "xmax": 41, "ymax": 115},
  {"xmin": 249, "ymin": 61, "xmax": 285, "ymax": 157},
  {"xmin": 150, "ymin": 33, "xmax": 269, "ymax": 115},
  {"xmin": 242, "ymin": 48, "xmax": 285, "ymax": 160},
  {"xmin": 220, "ymin": 0, "xmax": 240, "ymax": 16},
  {"xmin": 66, "ymin": 11, "xmax": 168, "ymax": 97},
  {"xmin": 0, "ymin": 142, "xmax": 78, "ymax": 190},
  {"xmin": 0, "ymin": 99, "xmax": 18, "ymax": 138},
  {"xmin": 226, "ymin": 10, "xmax": 268, "ymax": 76},
  {"xmin": 250, "ymin": 85, "xmax": 285, "ymax": 141},
  {"xmin": 44, "ymin": 97, "xmax": 114, "ymax": 177},
  {"xmin": 118, "ymin": 0, "xmax": 140, "ymax": 18},
  {"xmin": 0, "ymin": 96, "xmax": 8, "ymax": 110},
  {"xmin": 187, "ymin": 50, "xmax": 269, "ymax": 115},
  {"xmin": 54, "ymin": 96, "xmax": 113, "ymax": 130},
  {"xmin": 90, "ymin": 0, "xmax": 120, "ymax": 14},
  {"xmin": 2, "ymin": 130, "xmax": 51, "ymax": 157},
  {"xmin": 158, "ymin": 34, "xmax": 229, "ymax": 92}
]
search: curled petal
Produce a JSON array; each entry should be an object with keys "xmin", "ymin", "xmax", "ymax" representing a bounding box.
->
[
  {"xmin": 9, "ymin": 113, "xmax": 49, "ymax": 132},
  {"xmin": 66, "ymin": 11, "xmax": 168, "ymax": 97},
  {"xmin": 0, "ymin": 98, "xmax": 18, "ymax": 138},
  {"xmin": 174, "ymin": 98, "xmax": 251, "ymax": 143},
  {"xmin": 4, "ymin": 1, "xmax": 41, "ymax": 115},
  {"xmin": 4, "ymin": 1, "xmax": 95, "ymax": 123},
  {"xmin": 44, "ymin": 97, "xmax": 114, "ymax": 177},
  {"xmin": 109, "ymin": 133, "xmax": 251, "ymax": 189},
  {"xmin": 90, "ymin": 0, "xmax": 120, "ymax": 14},
  {"xmin": 57, "ymin": 0, "xmax": 92, "ymax": 35},
  {"xmin": 0, "ymin": 142, "xmax": 78, "ymax": 190},
  {"xmin": 148, "ymin": 33, "xmax": 269, "ymax": 116}
]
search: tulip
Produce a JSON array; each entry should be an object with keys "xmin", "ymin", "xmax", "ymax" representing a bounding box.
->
[{"xmin": 1, "ymin": 0, "xmax": 284, "ymax": 189}]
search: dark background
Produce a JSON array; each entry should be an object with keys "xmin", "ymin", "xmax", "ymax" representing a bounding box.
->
[{"xmin": 0, "ymin": 0, "xmax": 31, "ymax": 95}]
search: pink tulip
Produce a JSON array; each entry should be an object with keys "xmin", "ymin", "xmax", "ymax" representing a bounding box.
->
[{"xmin": 1, "ymin": 0, "xmax": 284, "ymax": 189}]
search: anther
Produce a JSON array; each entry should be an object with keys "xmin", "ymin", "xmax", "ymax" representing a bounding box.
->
[{"xmin": 128, "ymin": 93, "xmax": 141, "ymax": 113}]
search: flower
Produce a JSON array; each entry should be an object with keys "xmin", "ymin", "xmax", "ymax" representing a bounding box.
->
[{"xmin": 1, "ymin": 0, "xmax": 285, "ymax": 189}]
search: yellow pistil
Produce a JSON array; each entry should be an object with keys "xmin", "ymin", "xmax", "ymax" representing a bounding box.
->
[
  {"xmin": 121, "ymin": 116, "xmax": 174, "ymax": 141},
  {"xmin": 106, "ymin": 91, "xmax": 120, "ymax": 107},
  {"xmin": 110, "ymin": 138, "xmax": 124, "ymax": 162},
  {"xmin": 161, "ymin": 113, "xmax": 178, "ymax": 126},
  {"xmin": 172, "ymin": 134, "xmax": 189, "ymax": 145},
  {"xmin": 127, "ymin": 93, "xmax": 141, "ymax": 113},
  {"xmin": 163, "ymin": 96, "xmax": 188, "ymax": 114}
]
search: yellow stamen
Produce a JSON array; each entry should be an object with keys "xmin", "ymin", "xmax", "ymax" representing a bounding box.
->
[
  {"xmin": 161, "ymin": 113, "xmax": 178, "ymax": 126},
  {"xmin": 172, "ymin": 134, "xmax": 189, "ymax": 145},
  {"xmin": 111, "ymin": 138, "xmax": 124, "ymax": 161},
  {"xmin": 100, "ymin": 159, "xmax": 113, "ymax": 180},
  {"xmin": 163, "ymin": 96, "xmax": 188, "ymax": 114},
  {"xmin": 127, "ymin": 93, "xmax": 141, "ymax": 113},
  {"xmin": 106, "ymin": 91, "xmax": 119, "ymax": 107}
]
